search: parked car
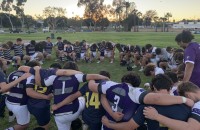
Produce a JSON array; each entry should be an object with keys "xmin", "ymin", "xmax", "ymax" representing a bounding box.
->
[
  {"xmin": 43, "ymin": 27, "xmax": 49, "ymax": 33},
  {"xmin": 0, "ymin": 29, "xmax": 4, "ymax": 33},
  {"xmin": 66, "ymin": 28, "xmax": 76, "ymax": 33},
  {"xmin": 26, "ymin": 30, "xmax": 37, "ymax": 34},
  {"xmin": 10, "ymin": 29, "xmax": 23, "ymax": 33}
]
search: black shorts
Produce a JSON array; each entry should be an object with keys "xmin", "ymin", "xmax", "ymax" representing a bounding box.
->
[
  {"xmin": 100, "ymin": 52, "xmax": 104, "ymax": 57},
  {"xmin": 27, "ymin": 104, "xmax": 50, "ymax": 126}
]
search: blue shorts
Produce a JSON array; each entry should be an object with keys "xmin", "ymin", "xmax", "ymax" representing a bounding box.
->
[{"xmin": 27, "ymin": 104, "xmax": 50, "ymax": 126}]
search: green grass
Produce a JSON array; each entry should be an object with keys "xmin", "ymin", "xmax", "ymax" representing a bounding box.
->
[{"xmin": 1, "ymin": 32, "xmax": 200, "ymax": 129}]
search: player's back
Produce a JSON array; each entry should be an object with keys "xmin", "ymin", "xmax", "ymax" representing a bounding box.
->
[
  {"xmin": 106, "ymin": 83, "xmax": 140, "ymax": 122},
  {"xmin": 52, "ymin": 75, "xmax": 80, "ymax": 115},
  {"xmin": 7, "ymin": 71, "xmax": 28, "ymax": 105},
  {"xmin": 80, "ymin": 82, "xmax": 105, "ymax": 123}
]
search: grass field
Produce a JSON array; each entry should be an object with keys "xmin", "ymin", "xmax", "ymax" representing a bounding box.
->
[{"xmin": 1, "ymin": 32, "xmax": 200, "ymax": 129}]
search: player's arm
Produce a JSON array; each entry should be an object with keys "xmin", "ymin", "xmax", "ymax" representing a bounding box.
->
[
  {"xmin": 86, "ymin": 74, "xmax": 109, "ymax": 81},
  {"xmin": 52, "ymin": 91, "xmax": 82, "ymax": 111},
  {"xmin": 102, "ymin": 116, "xmax": 138, "ymax": 130},
  {"xmin": 143, "ymin": 106, "xmax": 200, "ymax": 130},
  {"xmin": 34, "ymin": 66, "xmax": 41, "ymax": 87},
  {"xmin": 18, "ymin": 66, "xmax": 31, "ymax": 72},
  {"xmin": 141, "ymin": 91, "xmax": 194, "ymax": 107},
  {"xmin": 183, "ymin": 62, "xmax": 194, "ymax": 82},
  {"xmin": 101, "ymin": 94, "xmax": 124, "ymax": 121},
  {"xmin": 26, "ymin": 88, "xmax": 52, "ymax": 100},
  {"xmin": 56, "ymin": 69, "xmax": 82, "ymax": 76},
  {"xmin": 88, "ymin": 80, "xmax": 99, "ymax": 93},
  {"xmin": 0, "ymin": 73, "xmax": 31, "ymax": 93}
]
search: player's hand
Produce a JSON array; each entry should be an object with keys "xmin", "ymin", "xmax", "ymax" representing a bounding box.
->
[
  {"xmin": 143, "ymin": 106, "xmax": 159, "ymax": 120},
  {"xmin": 52, "ymin": 104, "xmax": 59, "ymax": 111},
  {"xmin": 46, "ymin": 93, "xmax": 53, "ymax": 100},
  {"xmin": 111, "ymin": 112, "xmax": 124, "ymax": 121},
  {"xmin": 185, "ymin": 98, "xmax": 194, "ymax": 107},
  {"xmin": 102, "ymin": 116, "xmax": 110, "ymax": 127},
  {"xmin": 21, "ymin": 73, "xmax": 32, "ymax": 80},
  {"xmin": 34, "ymin": 66, "xmax": 41, "ymax": 70}
]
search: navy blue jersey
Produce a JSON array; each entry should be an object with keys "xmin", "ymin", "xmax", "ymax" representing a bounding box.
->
[
  {"xmin": 133, "ymin": 104, "xmax": 191, "ymax": 130},
  {"xmin": 12, "ymin": 44, "xmax": 24, "ymax": 56},
  {"xmin": 45, "ymin": 74, "xmax": 87, "ymax": 115},
  {"xmin": 80, "ymin": 81, "xmax": 106, "ymax": 123},
  {"xmin": 26, "ymin": 75, "xmax": 53, "ymax": 107},
  {"xmin": 73, "ymin": 45, "xmax": 81, "ymax": 54},
  {"xmin": 7, "ymin": 71, "xmax": 29, "ymax": 105},
  {"xmin": 98, "ymin": 81, "xmax": 145, "ymax": 130},
  {"xmin": 3, "ymin": 49, "xmax": 12, "ymax": 60},
  {"xmin": 0, "ymin": 71, "xmax": 6, "ymax": 83},
  {"xmin": 25, "ymin": 43, "xmax": 35, "ymax": 56},
  {"xmin": 44, "ymin": 42, "xmax": 53, "ymax": 54},
  {"xmin": 90, "ymin": 44, "xmax": 97, "ymax": 52},
  {"xmin": 29, "ymin": 68, "xmax": 57, "ymax": 87},
  {"xmin": 57, "ymin": 42, "xmax": 64, "ymax": 51},
  {"xmin": 81, "ymin": 45, "xmax": 87, "ymax": 53},
  {"xmin": 98, "ymin": 43, "xmax": 105, "ymax": 52},
  {"xmin": 64, "ymin": 46, "xmax": 73, "ymax": 53},
  {"xmin": 0, "ymin": 49, "xmax": 3, "ymax": 58}
]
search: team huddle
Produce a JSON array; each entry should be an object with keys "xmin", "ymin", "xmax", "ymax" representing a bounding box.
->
[{"xmin": 0, "ymin": 30, "xmax": 200, "ymax": 130}]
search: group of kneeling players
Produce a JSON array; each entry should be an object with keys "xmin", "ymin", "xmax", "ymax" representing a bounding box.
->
[{"xmin": 0, "ymin": 33, "xmax": 200, "ymax": 130}]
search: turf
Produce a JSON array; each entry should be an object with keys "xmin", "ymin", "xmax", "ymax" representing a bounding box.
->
[{"xmin": 0, "ymin": 32, "xmax": 200, "ymax": 129}]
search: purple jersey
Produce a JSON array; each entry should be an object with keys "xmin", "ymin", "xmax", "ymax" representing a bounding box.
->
[
  {"xmin": 44, "ymin": 42, "xmax": 53, "ymax": 54},
  {"xmin": 7, "ymin": 71, "xmax": 29, "ymax": 105},
  {"xmin": 184, "ymin": 42, "xmax": 200, "ymax": 87},
  {"xmin": 190, "ymin": 101, "xmax": 200, "ymax": 122},
  {"xmin": 45, "ymin": 74, "xmax": 87, "ymax": 115},
  {"xmin": 98, "ymin": 81, "xmax": 145, "ymax": 130}
]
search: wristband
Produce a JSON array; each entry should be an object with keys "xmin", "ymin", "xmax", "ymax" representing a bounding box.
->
[{"xmin": 182, "ymin": 97, "xmax": 187, "ymax": 103}]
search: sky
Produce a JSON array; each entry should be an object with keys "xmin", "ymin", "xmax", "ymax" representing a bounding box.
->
[{"xmin": 24, "ymin": 0, "xmax": 200, "ymax": 21}]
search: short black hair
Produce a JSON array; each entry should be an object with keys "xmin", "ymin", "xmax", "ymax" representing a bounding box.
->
[
  {"xmin": 50, "ymin": 63, "xmax": 62, "ymax": 69},
  {"xmin": 145, "ymin": 44, "xmax": 152, "ymax": 50},
  {"xmin": 63, "ymin": 61, "xmax": 79, "ymax": 71},
  {"xmin": 155, "ymin": 48, "xmax": 162, "ymax": 55},
  {"xmin": 99, "ymin": 71, "xmax": 110, "ymax": 78},
  {"xmin": 30, "ymin": 40, "xmax": 36, "ymax": 46},
  {"xmin": 26, "ymin": 61, "xmax": 40, "ymax": 67},
  {"xmin": 151, "ymin": 74, "xmax": 173, "ymax": 91},
  {"xmin": 121, "ymin": 72, "xmax": 141, "ymax": 87},
  {"xmin": 175, "ymin": 33, "xmax": 182, "ymax": 43},
  {"xmin": 166, "ymin": 46, "xmax": 172, "ymax": 52},
  {"xmin": 181, "ymin": 30, "xmax": 194, "ymax": 43},
  {"xmin": 46, "ymin": 37, "xmax": 50, "ymax": 40},
  {"xmin": 165, "ymin": 71, "xmax": 178, "ymax": 83},
  {"xmin": 16, "ymin": 38, "xmax": 22, "ymax": 42},
  {"xmin": 57, "ymin": 37, "xmax": 62, "ymax": 40}
]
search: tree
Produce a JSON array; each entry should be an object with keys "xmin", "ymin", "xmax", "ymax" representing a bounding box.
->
[
  {"xmin": 24, "ymin": 15, "xmax": 36, "ymax": 32},
  {"xmin": 153, "ymin": 16, "xmax": 159, "ymax": 32},
  {"xmin": 160, "ymin": 17, "xmax": 167, "ymax": 32},
  {"xmin": 0, "ymin": 0, "xmax": 27, "ymax": 30},
  {"xmin": 112, "ymin": 0, "xmax": 136, "ymax": 30},
  {"xmin": 143, "ymin": 10, "xmax": 157, "ymax": 27},
  {"xmin": 13, "ymin": 0, "xmax": 27, "ymax": 30},
  {"xmin": 96, "ymin": 17, "xmax": 110, "ymax": 31},
  {"xmin": 77, "ymin": 0, "xmax": 111, "ymax": 30},
  {"xmin": 165, "ymin": 12, "xmax": 172, "ymax": 32},
  {"xmin": 42, "ymin": 6, "xmax": 66, "ymax": 32}
]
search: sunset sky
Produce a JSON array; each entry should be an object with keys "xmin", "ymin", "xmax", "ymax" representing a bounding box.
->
[{"xmin": 24, "ymin": 0, "xmax": 200, "ymax": 21}]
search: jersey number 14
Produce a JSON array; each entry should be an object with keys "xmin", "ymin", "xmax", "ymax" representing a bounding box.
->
[{"xmin": 85, "ymin": 92, "xmax": 100, "ymax": 109}]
